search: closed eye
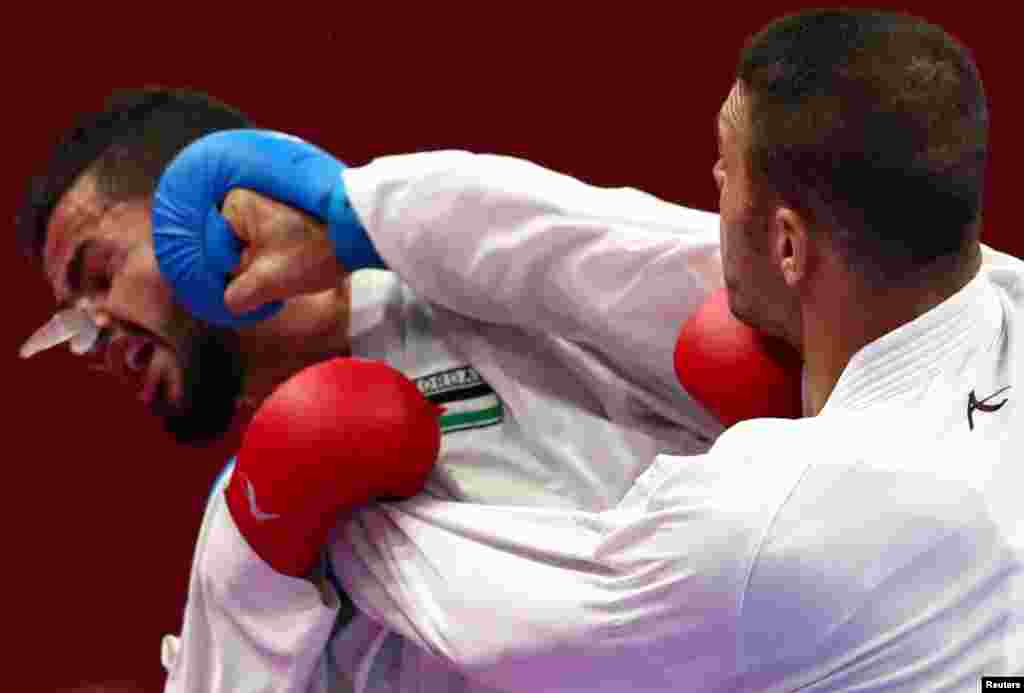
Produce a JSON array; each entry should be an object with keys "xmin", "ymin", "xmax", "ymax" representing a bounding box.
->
[
  {"xmin": 82, "ymin": 243, "xmax": 115, "ymax": 294},
  {"xmin": 56, "ymin": 239, "xmax": 91, "ymax": 311}
]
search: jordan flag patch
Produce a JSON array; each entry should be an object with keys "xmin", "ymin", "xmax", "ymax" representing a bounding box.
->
[{"xmin": 415, "ymin": 366, "xmax": 503, "ymax": 433}]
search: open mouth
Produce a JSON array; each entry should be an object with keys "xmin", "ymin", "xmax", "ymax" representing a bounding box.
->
[
  {"xmin": 94, "ymin": 334, "xmax": 171, "ymax": 407},
  {"xmin": 126, "ymin": 340, "xmax": 156, "ymax": 372}
]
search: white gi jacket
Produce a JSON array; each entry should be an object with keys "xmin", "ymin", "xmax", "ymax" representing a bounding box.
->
[{"xmin": 162, "ymin": 152, "xmax": 728, "ymax": 692}]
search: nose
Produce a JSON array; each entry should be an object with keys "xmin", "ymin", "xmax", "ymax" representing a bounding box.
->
[
  {"xmin": 92, "ymin": 310, "xmax": 113, "ymax": 329},
  {"xmin": 71, "ymin": 297, "xmax": 113, "ymax": 355},
  {"xmin": 76, "ymin": 296, "xmax": 113, "ymax": 329}
]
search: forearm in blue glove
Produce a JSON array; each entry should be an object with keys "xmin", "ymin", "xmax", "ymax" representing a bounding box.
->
[{"xmin": 152, "ymin": 129, "xmax": 386, "ymax": 327}]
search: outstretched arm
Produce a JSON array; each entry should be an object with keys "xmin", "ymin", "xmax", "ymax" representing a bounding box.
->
[{"xmin": 344, "ymin": 151, "xmax": 722, "ymax": 401}]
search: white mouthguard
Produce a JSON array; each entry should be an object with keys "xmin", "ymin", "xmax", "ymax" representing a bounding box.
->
[{"xmin": 19, "ymin": 309, "xmax": 101, "ymax": 359}]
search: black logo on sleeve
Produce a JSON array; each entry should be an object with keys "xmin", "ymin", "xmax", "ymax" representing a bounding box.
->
[{"xmin": 967, "ymin": 386, "xmax": 1011, "ymax": 431}]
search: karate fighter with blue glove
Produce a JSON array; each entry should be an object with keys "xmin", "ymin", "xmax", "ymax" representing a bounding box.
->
[{"xmin": 22, "ymin": 86, "xmax": 771, "ymax": 690}]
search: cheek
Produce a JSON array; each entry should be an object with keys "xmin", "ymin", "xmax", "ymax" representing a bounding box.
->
[
  {"xmin": 718, "ymin": 222, "xmax": 731, "ymax": 274},
  {"xmin": 116, "ymin": 251, "xmax": 173, "ymax": 305},
  {"xmin": 718, "ymin": 219, "xmax": 749, "ymax": 282},
  {"xmin": 111, "ymin": 250, "xmax": 191, "ymax": 337},
  {"xmin": 719, "ymin": 186, "xmax": 763, "ymax": 273},
  {"xmin": 718, "ymin": 189, "xmax": 751, "ymax": 258},
  {"xmin": 717, "ymin": 183, "xmax": 733, "ymax": 218}
]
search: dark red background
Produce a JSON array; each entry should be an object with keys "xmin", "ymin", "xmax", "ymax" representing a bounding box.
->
[{"xmin": 4, "ymin": 5, "xmax": 1018, "ymax": 690}]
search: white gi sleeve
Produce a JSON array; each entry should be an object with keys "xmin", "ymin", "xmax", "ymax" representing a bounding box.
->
[
  {"xmin": 162, "ymin": 461, "xmax": 349, "ymax": 693},
  {"xmin": 342, "ymin": 152, "xmax": 723, "ymax": 401},
  {"xmin": 327, "ymin": 451, "xmax": 794, "ymax": 692}
]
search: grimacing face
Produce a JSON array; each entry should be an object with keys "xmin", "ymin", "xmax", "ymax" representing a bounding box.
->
[
  {"xmin": 37, "ymin": 174, "xmax": 244, "ymax": 445},
  {"xmin": 713, "ymin": 81, "xmax": 800, "ymax": 345}
]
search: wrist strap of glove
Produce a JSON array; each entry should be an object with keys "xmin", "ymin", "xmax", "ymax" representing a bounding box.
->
[{"xmin": 326, "ymin": 177, "xmax": 386, "ymax": 271}]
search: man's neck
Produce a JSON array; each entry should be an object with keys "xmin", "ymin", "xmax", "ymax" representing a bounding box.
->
[{"xmin": 800, "ymin": 247, "xmax": 982, "ymax": 415}]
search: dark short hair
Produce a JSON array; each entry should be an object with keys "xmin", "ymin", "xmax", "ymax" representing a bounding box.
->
[
  {"xmin": 736, "ymin": 9, "xmax": 988, "ymax": 284},
  {"xmin": 17, "ymin": 87, "xmax": 251, "ymax": 262}
]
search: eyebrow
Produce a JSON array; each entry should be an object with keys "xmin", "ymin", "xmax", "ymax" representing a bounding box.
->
[{"xmin": 55, "ymin": 239, "xmax": 92, "ymax": 311}]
